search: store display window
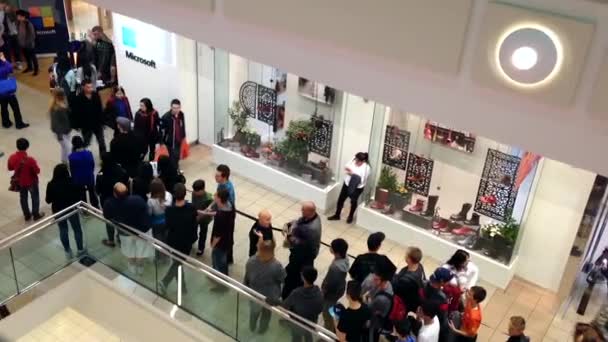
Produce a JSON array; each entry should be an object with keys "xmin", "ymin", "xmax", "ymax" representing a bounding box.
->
[
  {"xmin": 365, "ymin": 108, "xmax": 541, "ymax": 265},
  {"xmin": 213, "ymin": 50, "xmax": 344, "ymax": 189}
]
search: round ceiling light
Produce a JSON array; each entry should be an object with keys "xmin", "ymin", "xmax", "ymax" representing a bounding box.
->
[
  {"xmin": 496, "ymin": 24, "xmax": 563, "ymax": 88},
  {"xmin": 511, "ymin": 46, "xmax": 538, "ymax": 70}
]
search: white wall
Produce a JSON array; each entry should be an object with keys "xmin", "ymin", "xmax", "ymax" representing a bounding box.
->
[
  {"xmin": 515, "ymin": 159, "xmax": 595, "ymax": 290},
  {"xmin": 197, "ymin": 43, "xmax": 215, "ymax": 145},
  {"xmin": 113, "ymin": 13, "xmax": 198, "ymax": 143},
  {"xmin": 337, "ymin": 95, "xmax": 375, "ymax": 181}
]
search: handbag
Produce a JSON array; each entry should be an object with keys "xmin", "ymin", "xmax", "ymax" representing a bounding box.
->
[
  {"xmin": 154, "ymin": 144, "xmax": 169, "ymax": 162},
  {"xmin": 0, "ymin": 77, "xmax": 17, "ymax": 97},
  {"xmin": 180, "ymin": 139, "xmax": 190, "ymax": 159},
  {"xmin": 8, "ymin": 157, "xmax": 26, "ymax": 192}
]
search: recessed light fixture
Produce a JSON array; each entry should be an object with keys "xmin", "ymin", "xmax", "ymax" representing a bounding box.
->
[
  {"xmin": 511, "ymin": 46, "xmax": 538, "ymax": 70},
  {"xmin": 495, "ymin": 24, "xmax": 563, "ymax": 88}
]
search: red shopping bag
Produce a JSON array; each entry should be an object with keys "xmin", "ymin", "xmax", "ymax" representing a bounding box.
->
[
  {"xmin": 154, "ymin": 144, "xmax": 169, "ymax": 162},
  {"xmin": 180, "ymin": 140, "xmax": 190, "ymax": 160}
]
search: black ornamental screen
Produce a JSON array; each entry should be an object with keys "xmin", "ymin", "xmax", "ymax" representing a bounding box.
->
[
  {"xmin": 382, "ymin": 125, "xmax": 410, "ymax": 170},
  {"xmin": 309, "ymin": 116, "xmax": 333, "ymax": 158},
  {"xmin": 473, "ymin": 149, "xmax": 521, "ymax": 222},
  {"xmin": 405, "ymin": 154, "xmax": 434, "ymax": 196},
  {"xmin": 257, "ymin": 85, "xmax": 277, "ymax": 125}
]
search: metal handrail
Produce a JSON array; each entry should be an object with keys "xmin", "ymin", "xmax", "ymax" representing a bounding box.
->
[{"xmin": 0, "ymin": 201, "xmax": 337, "ymax": 341}]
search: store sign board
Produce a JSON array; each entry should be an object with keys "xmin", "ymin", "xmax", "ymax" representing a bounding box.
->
[
  {"xmin": 125, "ymin": 51, "xmax": 157, "ymax": 69},
  {"xmin": 21, "ymin": 0, "xmax": 70, "ymax": 53}
]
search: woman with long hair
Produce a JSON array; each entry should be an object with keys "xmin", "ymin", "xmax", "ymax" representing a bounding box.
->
[
  {"xmin": 328, "ymin": 152, "xmax": 371, "ymax": 224},
  {"xmin": 105, "ymin": 86, "xmax": 133, "ymax": 132},
  {"xmin": 49, "ymin": 89, "xmax": 72, "ymax": 163},
  {"xmin": 148, "ymin": 178, "xmax": 173, "ymax": 248},
  {"xmin": 134, "ymin": 97, "xmax": 160, "ymax": 161},
  {"xmin": 157, "ymin": 155, "xmax": 184, "ymax": 196},
  {"xmin": 76, "ymin": 55, "xmax": 98, "ymax": 89},
  {"xmin": 45, "ymin": 163, "xmax": 84, "ymax": 259}
]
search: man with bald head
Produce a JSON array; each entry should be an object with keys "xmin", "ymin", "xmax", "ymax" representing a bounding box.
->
[
  {"xmin": 248, "ymin": 209, "xmax": 275, "ymax": 257},
  {"xmin": 281, "ymin": 201, "xmax": 323, "ymax": 299},
  {"xmin": 101, "ymin": 182, "xmax": 129, "ymax": 246}
]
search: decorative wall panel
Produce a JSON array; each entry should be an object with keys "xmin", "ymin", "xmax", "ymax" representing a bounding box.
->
[
  {"xmin": 239, "ymin": 81, "xmax": 257, "ymax": 118},
  {"xmin": 257, "ymin": 84, "xmax": 277, "ymax": 125},
  {"xmin": 382, "ymin": 125, "xmax": 410, "ymax": 170},
  {"xmin": 406, "ymin": 154, "xmax": 434, "ymax": 196},
  {"xmin": 474, "ymin": 149, "xmax": 521, "ymax": 222},
  {"xmin": 309, "ymin": 116, "xmax": 333, "ymax": 158}
]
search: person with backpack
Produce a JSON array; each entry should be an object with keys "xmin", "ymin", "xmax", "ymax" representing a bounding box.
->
[
  {"xmin": 363, "ymin": 263, "xmax": 404, "ymax": 342},
  {"xmin": 8, "ymin": 138, "xmax": 43, "ymax": 221},
  {"xmin": 336, "ymin": 280, "xmax": 371, "ymax": 342},
  {"xmin": 395, "ymin": 246, "xmax": 426, "ymax": 288},
  {"xmin": 321, "ymin": 238, "xmax": 350, "ymax": 332},
  {"xmin": 420, "ymin": 268, "xmax": 454, "ymax": 342},
  {"xmin": 349, "ymin": 232, "xmax": 396, "ymax": 284}
]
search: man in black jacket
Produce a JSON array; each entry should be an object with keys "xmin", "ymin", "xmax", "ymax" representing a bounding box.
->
[
  {"xmin": 74, "ymin": 80, "xmax": 106, "ymax": 155},
  {"xmin": 160, "ymin": 99, "xmax": 186, "ymax": 168},
  {"xmin": 349, "ymin": 232, "xmax": 396, "ymax": 284},
  {"xmin": 110, "ymin": 117, "xmax": 145, "ymax": 178},
  {"xmin": 159, "ymin": 183, "xmax": 198, "ymax": 295}
]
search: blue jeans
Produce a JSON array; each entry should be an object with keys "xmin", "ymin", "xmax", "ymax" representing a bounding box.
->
[
  {"xmin": 212, "ymin": 248, "xmax": 228, "ymax": 275},
  {"xmin": 19, "ymin": 183, "xmax": 40, "ymax": 218},
  {"xmin": 57, "ymin": 215, "xmax": 84, "ymax": 253}
]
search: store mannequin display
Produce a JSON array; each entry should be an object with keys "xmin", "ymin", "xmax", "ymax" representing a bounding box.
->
[{"xmin": 328, "ymin": 152, "xmax": 371, "ymax": 224}]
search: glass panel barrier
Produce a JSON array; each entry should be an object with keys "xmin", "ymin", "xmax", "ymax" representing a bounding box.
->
[
  {"xmin": 0, "ymin": 248, "xmax": 17, "ymax": 303},
  {"xmin": 77, "ymin": 206, "xmax": 334, "ymax": 342}
]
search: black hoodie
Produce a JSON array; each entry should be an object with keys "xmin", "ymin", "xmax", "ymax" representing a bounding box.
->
[{"xmin": 283, "ymin": 285, "xmax": 324, "ymax": 322}]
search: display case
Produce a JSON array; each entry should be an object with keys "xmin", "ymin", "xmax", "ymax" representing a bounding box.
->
[
  {"xmin": 359, "ymin": 107, "xmax": 540, "ymax": 270},
  {"xmin": 212, "ymin": 50, "xmax": 346, "ymax": 211}
]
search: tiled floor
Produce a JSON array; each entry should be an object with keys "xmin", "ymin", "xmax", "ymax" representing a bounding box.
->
[
  {"xmin": 17, "ymin": 307, "xmax": 120, "ymax": 342},
  {"xmin": 0, "ymin": 64, "xmax": 596, "ymax": 341}
]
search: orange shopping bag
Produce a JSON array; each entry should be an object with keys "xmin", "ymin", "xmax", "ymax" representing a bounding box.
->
[
  {"xmin": 180, "ymin": 140, "xmax": 190, "ymax": 160},
  {"xmin": 154, "ymin": 144, "xmax": 169, "ymax": 162}
]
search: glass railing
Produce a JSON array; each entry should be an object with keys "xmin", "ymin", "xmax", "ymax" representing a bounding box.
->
[{"xmin": 0, "ymin": 202, "xmax": 336, "ymax": 342}]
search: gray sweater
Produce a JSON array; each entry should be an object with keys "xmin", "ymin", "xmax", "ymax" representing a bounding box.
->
[
  {"xmin": 244, "ymin": 256, "xmax": 286, "ymax": 302},
  {"xmin": 50, "ymin": 107, "xmax": 71, "ymax": 136},
  {"xmin": 283, "ymin": 285, "xmax": 324, "ymax": 322},
  {"xmin": 322, "ymin": 258, "xmax": 350, "ymax": 303},
  {"xmin": 291, "ymin": 214, "xmax": 322, "ymax": 257}
]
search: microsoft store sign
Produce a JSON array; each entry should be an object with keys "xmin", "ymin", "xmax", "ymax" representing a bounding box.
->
[{"xmin": 122, "ymin": 26, "xmax": 157, "ymax": 69}]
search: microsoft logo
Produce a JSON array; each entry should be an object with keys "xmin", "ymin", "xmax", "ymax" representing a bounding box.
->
[{"xmin": 122, "ymin": 26, "xmax": 136, "ymax": 48}]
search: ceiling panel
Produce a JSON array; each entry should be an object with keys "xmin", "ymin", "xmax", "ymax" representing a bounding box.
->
[
  {"xmin": 471, "ymin": 2, "xmax": 595, "ymax": 106},
  {"xmin": 223, "ymin": 0, "xmax": 473, "ymax": 75},
  {"xmin": 589, "ymin": 53, "xmax": 608, "ymax": 118}
]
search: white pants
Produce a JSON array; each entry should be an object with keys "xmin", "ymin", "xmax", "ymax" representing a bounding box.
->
[{"xmin": 58, "ymin": 133, "xmax": 71, "ymax": 163}]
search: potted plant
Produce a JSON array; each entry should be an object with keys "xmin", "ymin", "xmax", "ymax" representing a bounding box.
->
[
  {"xmin": 479, "ymin": 216, "xmax": 519, "ymax": 262},
  {"xmin": 308, "ymin": 159, "xmax": 331, "ymax": 185},
  {"xmin": 276, "ymin": 120, "xmax": 314, "ymax": 173},
  {"xmin": 243, "ymin": 129, "xmax": 262, "ymax": 149},
  {"xmin": 371, "ymin": 166, "xmax": 397, "ymax": 209},
  {"xmin": 227, "ymin": 101, "xmax": 249, "ymax": 144},
  {"xmin": 389, "ymin": 183, "xmax": 411, "ymax": 212}
]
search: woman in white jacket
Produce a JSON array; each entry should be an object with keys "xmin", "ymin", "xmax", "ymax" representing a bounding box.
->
[
  {"xmin": 328, "ymin": 152, "xmax": 371, "ymax": 224},
  {"xmin": 443, "ymin": 249, "xmax": 479, "ymax": 290}
]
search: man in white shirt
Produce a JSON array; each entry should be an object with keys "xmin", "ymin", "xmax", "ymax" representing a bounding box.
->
[
  {"xmin": 418, "ymin": 301, "xmax": 441, "ymax": 342},
  {"xmin": 328, "ymin": 152, "xmax": 370, "ymax": 223}
]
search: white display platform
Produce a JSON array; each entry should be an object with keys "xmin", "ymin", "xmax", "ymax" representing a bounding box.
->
[
  {"xmin": 356, "ymin": 205, "xmax": 518, "ymax": 289},
  {"xmin": 212, "ymin": 145, "xmax": 341, "ymax": 213}
]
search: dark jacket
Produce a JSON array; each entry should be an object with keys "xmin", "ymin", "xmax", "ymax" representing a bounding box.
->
[
  {"xmin": 134, "ymin": 110, "xmax": 161, "ymax": 143},
  {"xmin": 211, "ymin": 204, "xmax": 236, "ymax": 252},
  {"xmin": 68, "ymin": 150, "xmax": 95, "ymax": 186},
  {"xmin": 73, "ymin": 92, "xmax": 103, "ymax": 130},
  {"xmin": 283, "ymin": 285, "xmax": 324, "ymax": 322},
  {"xmin": 110, "ymin": 131, "xmax": 144, "ymax": 177},
  {"xmin": 248, "ymin": 221, "xmax": 274, "ymax": 257},
  {"xmin": 165, "ymin": 203, "xmax": 198, "ymax": 253},
  {"xmin": 103, "ymin": 194, "xmax": 150, "ymax": 235},
  {"xmin": 95, "ymin": 164, "xmax": 129, "ymax": 203},
  {"xmin": 160, "ymin": 111, "xmax": 186, "ymax": 148},
  {"xmin": 94, "ymin": 39, "xmax": 115, "ymax": 82},
  {"xmin": 349, "ymin": 253, "xmax": 397, "ymax": 284},
  {"xmin": 322, "ymin": 258, "xmax": 350, "ymax": 303},
  {"xmin": 290, "ymin": 214, "xmax": 322, "ymax": 257},
  {"xmin": 45, "ymin": 177, "xmax": 81, "ymax": 213},
  {"xmin": 50, "ymin": 107, "xmax": 72, "ymax": 136}
]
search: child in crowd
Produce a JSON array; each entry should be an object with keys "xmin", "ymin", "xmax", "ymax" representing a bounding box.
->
[
  {"xmin": 191, "ymin": 179, "xmax": 213, "ymax": 256},
  {"xmin": 321, "ymin": 238, "xmax": 350, "ymax": 332},
  {"xmin": 449, "ymin": 286, "xmax": 487, "ymax": 342},
  {"xmin": 394, "ymin": 319, "xmax": 416, "ymax": 342},
  {"xmin": 507, "ymin": 316, "xmax": 529, "ymax": 342},
  {"xmin": 282, "ymin": 266, "xmax": 324, "ymax": 342}
]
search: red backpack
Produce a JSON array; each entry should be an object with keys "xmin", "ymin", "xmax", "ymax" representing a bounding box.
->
[{"xmin": 375, "ymin": 291, "xmax": 407, "ymax": 323}]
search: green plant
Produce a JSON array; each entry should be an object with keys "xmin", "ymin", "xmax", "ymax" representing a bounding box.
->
[
  {"xmin": 276, "ymin": 120, "xmax": 314, "ymax": 165},
  {"xmin": 480, "ymin": 216, "xmax": 520, "ymax": 244},
  {"xmin": 228, "ymin": 101, "xmax": 249, "ymax": 134},
  {"xmin": 377, "ymin": 166, "xmax": 398, "ymax": 193},
  {"xmin": 242, "ymin": 128, "xmax": 261, "ymax": 148}
]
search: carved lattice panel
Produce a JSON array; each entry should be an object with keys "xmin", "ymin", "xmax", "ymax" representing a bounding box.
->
[
  {"xmin": 257, "ymin": 85, "xmax": 277, "ymax": 125},
  {"xmin": 405, "ymin": 154, "xmax": 434, "ymax": 196},
  {"xmin": 309, "ymin": 116, "xmax": 333, "ymax": 158},
  {"xmin": 474, "ymin": 149, "xmax": 521, "ymax": 222},
  {"xmin": 239, "ymin": 81, "xmax": 257, "ymax": 118},
  {"xmin": 382, "ymin": 125, "xmax": 410, "ymax": 170}
]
